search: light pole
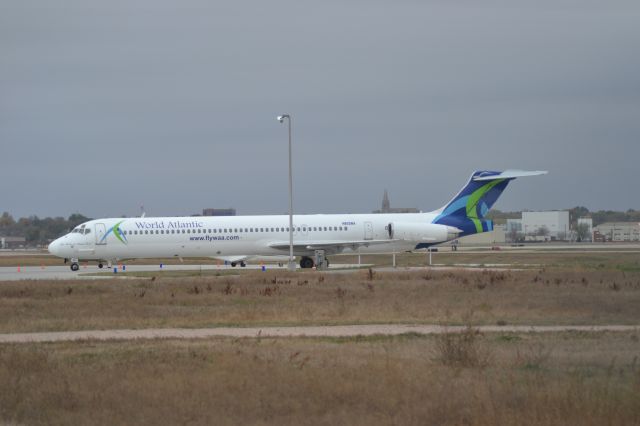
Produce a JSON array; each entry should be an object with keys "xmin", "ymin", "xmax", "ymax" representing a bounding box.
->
[{"xmin": 277, "ymin": 114, "xmax": 296, "ymax": 271}]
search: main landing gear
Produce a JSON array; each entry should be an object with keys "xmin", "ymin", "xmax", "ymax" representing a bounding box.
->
[
  {"xmin": 230, "ymin": 261, "xmax": 246, "ymax": 268},
  {"xmin": 300, "ymin": 257, "xmax": 314, "ymax": 269},
  {"xmin": 300, "ymin": 252, "xmax": 330, "ymax": 269}
]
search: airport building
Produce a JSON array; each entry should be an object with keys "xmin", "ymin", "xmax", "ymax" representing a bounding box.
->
[
  {"xmin": 372, "ymin": 190, "xmax": 419, "ymax": 214},
  {"xmin": 577, "ymin": 217, "xmax": 593, "ymax": 242},
  {"xmin": 456, "ymin": 224, "xmax": 506, "ymax": 246},
  {"xmin": 0, "ymin": 236, "xmax": 26, "ymax": 250},
  {"xmin": 202, "ymin": 208, "xmax": 236, "ymax": 216},
  {"xmin": 505, "ymin": 211, "xmax": 570, "ymax": 241},
  {"xmin": 593, "ymin": 222, "xmax": 640, "ymax": 242}
]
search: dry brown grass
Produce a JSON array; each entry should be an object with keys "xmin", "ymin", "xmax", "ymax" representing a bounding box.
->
[
  {"xmin": 1, "ymin": 269, "xmax": 639, "ymax": 333},
  {"xmin": 0, "ymin": 332, "xmax": 639, "ymax": 425},
  {"xmin": 338, "ymin": 250, "xmax": 640, "ymax": 271}
]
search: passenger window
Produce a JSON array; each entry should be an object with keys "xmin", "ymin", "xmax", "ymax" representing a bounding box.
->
[
  {"xmin": 297, "ymin": 227, "xmax": 301, "ymax": 232},
  {"xmin": 323, "ymin": 227, "xmax": 327, "ymax": 231},
  {"xmin": 244, "ymin": 228, "xmax": 248, "ymax": 232}
]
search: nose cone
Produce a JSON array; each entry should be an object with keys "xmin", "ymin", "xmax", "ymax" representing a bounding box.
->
[{"xmin": 48, "ymin": 239, "xmax": 61, "ymax": 256}]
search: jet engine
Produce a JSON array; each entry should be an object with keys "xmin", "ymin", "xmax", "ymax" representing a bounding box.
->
[{"xmin": 388, "ymin": 222, "xmax": 461, "ymax": 243}]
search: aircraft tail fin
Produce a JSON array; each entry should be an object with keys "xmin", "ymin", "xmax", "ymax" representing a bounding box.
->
[{"xmin": 432, "ymin": 170, "xmax": 547, "ymax": 236}]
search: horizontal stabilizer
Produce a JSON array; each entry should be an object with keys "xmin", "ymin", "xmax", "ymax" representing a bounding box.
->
[{"xmin": 473, "ymin": 170, "xmax": 548, "ymax": 181}]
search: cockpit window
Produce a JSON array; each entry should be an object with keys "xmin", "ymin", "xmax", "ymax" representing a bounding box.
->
[{"xmin": 84, "ymin": 229, "xmax": 91, "ymax": 235}]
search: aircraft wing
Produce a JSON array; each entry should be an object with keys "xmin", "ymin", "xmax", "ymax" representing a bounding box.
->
[
  {"xmin": 268, "ymin": 239, "xmax": 399, "ymax": 253},
  {"xmin": 212, "ymin": 255, "xmax": 291, "ymax": 263}
]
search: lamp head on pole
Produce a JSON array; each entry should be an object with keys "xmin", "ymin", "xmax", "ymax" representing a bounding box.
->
[{"xmin": 277, "ymin": 114, "xmax": 290, "ymax": 123}]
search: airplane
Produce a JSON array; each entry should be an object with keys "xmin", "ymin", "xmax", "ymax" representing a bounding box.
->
[{"xmin": 48, "ymin": 170, "xmax": 546, "ymax": 271}]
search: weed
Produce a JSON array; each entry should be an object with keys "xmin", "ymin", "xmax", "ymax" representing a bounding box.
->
[
  {"xmin": 434, "ymin": 325, "xmax": 492, "ymax": 368},
  {"xmin": 515, "ymin": 342, "xmax": 552, "ymax": 370}
]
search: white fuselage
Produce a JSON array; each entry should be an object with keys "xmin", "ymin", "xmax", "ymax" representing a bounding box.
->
[{"xmin": 48, "ymin": 212, "xmax": 442, "ymax": 262}]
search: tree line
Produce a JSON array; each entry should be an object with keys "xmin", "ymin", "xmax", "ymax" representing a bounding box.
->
[{"xmin": 0, "ymin": 212, "xmax": 91, "ymax": 246}]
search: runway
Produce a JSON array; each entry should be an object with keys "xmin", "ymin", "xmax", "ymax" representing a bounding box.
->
[
  {"xmin": 0, "ymin": 263, "xmax": 369, "ymax": 281},
  {"xmin": 0, "ymin": 324, "xmax": 637, "ymax": 344}
]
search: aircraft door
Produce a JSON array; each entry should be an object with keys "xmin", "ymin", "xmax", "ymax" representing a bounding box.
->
[
  {"xmin": 95, "ymin": 223, "xmax": 107, "ymax": 245},
  {"xmin": 364, "ymin": 222, "xmax": 374, "ymax": 240}
]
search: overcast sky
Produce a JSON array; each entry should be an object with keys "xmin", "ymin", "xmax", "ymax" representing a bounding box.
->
[{"xmin": 1, "ymin": 0, "xmax": 639, "ymax": 219}]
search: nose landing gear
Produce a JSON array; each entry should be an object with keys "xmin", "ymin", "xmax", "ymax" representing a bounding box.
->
[{"xmin": 70, "ymin": 258, "xmax": 80, "ymax": 271}]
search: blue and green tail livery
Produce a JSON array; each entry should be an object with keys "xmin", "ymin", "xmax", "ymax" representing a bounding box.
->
[{"xmin": 432, "ymin": 170, "xmax": 547, "ymax": 237}]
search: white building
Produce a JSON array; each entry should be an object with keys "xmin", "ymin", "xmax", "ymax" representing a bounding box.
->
[
  {"xmin": 594, "ymin": 222, "xmax": 640, "ymax": 242},
  {"xmin": 456, "ymin": 224, "xmax": 506, "ymax": 246},
  {"xmin": 577, "ymin": 217, "xmax": 593, "ymax": 242},
  {"xmin": 522, "ymin": 211, "xmax": 570, "ymax": 240}
]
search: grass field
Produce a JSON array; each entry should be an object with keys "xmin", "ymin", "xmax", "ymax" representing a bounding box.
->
[
  {"xmin": 1, "ymin": 332, "xmax": 639, "ymax": 425},
  {"xmin": 1, "ymin": 268, "xmax": 639, "ymax": 333},
  {"xmin": 1, "ymin": 250, "xmax": 639, "ymax": 424}
]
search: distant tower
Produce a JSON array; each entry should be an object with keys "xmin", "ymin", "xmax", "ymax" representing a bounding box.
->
[{"xmin": 382, "ymin": 190, "xmax": 391, "ymax": 213}]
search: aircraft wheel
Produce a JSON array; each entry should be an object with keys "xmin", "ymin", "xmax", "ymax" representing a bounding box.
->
[
  {"xmin": 231, "ymin": 262, "xmax": 237, "ymax": 267},
  {"xmin": 70, "ymin": 263, "xmax": 80, "ymax": 272},
  {"xmin": 300, "ymin": 257, "xmax": 314, "ymax": 269},
  {"xmin": 240, "ymin": 261, "xmax": 246, "ymax": 267},
  {"xmin": 98, "ymin": 263, "xmax": 104, "ymax": 269}
]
